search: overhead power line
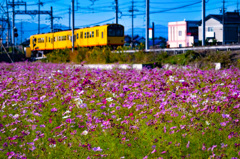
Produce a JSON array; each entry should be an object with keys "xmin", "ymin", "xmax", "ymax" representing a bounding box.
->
[{"xmin": 76, "ymin": 17, "xmax": 115, "ymax": 28}]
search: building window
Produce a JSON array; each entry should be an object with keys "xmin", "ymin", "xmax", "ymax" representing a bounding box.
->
[
  {"xmin": 208, "ymin": 27, "xmax": 213, "ymax": 32},
  {"xmin": 179, "ymin": 31, "xmax": 182, "ymax": 36}
]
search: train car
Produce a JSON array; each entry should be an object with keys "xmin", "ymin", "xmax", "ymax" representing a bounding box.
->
[{"xmin": 30, "ymin": 24, "xmax": 124, "ymax": 57}]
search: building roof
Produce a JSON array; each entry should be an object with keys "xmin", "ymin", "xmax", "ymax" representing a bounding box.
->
[{"xmin": 205, "ymin": 12, "xmax": 240, "ymax": 24}]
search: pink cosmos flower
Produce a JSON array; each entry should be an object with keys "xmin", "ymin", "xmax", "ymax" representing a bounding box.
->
[
  {"xmin": 151, "ymin": 149, "xmax": 156, "ymax": 154},
  {"xmin": 51, "ymin": 108, "xmax": 57, "ymax": 112},
  {"xmin": 220, "ymin": 122, "xmax": 227, "ymax": 126},
  {"xmin": 92, "ymin": 147, "xmax": 102, "ymax": 152},
  {"xmin": 161, "ymin": 151, "xmax": 167, "ymax": 154},
  {"xmin": 186, "ymin": 141, "xmax": 190, "ymax": 148}
]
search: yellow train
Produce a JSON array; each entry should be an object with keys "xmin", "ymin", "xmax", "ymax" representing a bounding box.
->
[{"xmin": 30, "ymin": 24, "xmax": 124, "ymax": 56}]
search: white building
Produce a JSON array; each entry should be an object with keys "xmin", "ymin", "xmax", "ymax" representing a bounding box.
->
[
  {"xmin": 168, "ymin": 21, "xmax": 199, "ymax": 48},
  {"xmin": 199, "ymin": 12, "xmax": 240, "ymax": 44}
]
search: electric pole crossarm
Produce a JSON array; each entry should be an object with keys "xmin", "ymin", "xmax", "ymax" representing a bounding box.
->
[{"xmin": 15, "ymin": 10, "xmax": 51, "ymax": 15}]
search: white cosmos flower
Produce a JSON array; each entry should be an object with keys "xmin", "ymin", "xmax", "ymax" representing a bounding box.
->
[
  {"xmin": 179, "ymin": 79, "xmax": 185, "ymax": 83},
  {"xmin": 112, "ymin": 93, "xmax": 117, "ymax": 98},
  {"xmin": 81, "ymin": 130, "xmax": 88, "ymax": 135},
  {"xmin": 169, "ymin": 76, "xmax": 175, "ymax": 82},
  {"xmin": 106, "ymin": 97, "xmax": 113, "ymax": 102},
  {"xmin": 117, "ymin": 118, "xmax": 122, "ymax": 121},
  {"xmin": 62, "ymin": 115, "xmax": 71, "ymax": 119},
  {"xmin": 74, "ymin": 98, "xmax": 83, "ymax": 108},
  {"xmin": 13, "ymin": 114, "xmax": 19, "ymax": 119},
  {"xmin": 64, "ymin": 110, "xmax": 71, "ymax": 114},
  {"xmin": 205, "ymin": 121, "xmax": 210, "ymax": 125},
  {"xmin": 49, "ymin": 144, "xmax": 56, "ymax": 148}
]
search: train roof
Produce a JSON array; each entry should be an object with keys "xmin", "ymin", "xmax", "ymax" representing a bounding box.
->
[{"xmin": 30, "ymin": 23, "xmax": 124, "ymax": 36}]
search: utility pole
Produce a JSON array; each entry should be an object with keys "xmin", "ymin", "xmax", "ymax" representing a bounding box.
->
[
  {"xmin": 129, "ymin": 0, "xmax": 138, "ymax": 48},
  {"xmin": 202, "ymin": 0, "xmax": 205, "ymax": 46},
  {"xmin": 115, "ymin": 0, "xmax": 118, "ymax": 24},
  {"xmin": 131, "ymin": 0, "xmax": 134, "ymax": 48},
  {"xmin": 51, "ymin": 6, "xmax": 53, "ymax": 32},
  {"xmin": 152, "ymin": 22, "xmax": 155, "ymax": 48},
  {"xmin": 7, "ymin": 0, "xmax": 26, "ymax": 46},
  {"xmin": 1, "ymin": 15, "xmax": 3, "ymax": 53},
  {"xmin": 38, "ymin": 0, "xmax": 40, "ymax": 34},
  {"xmin": 69, "ymin": 7, "xmax": 71, "ymax": 29},
  {"xmin": 222, "ymin": 0, "xmax": 225, "ymax": 45},
  {"xmin": 6, "ymin": 0, "xmax": 10, "ymax": 47},
  {"xmin": 145, "ymin": 0, "xmax": 149, "ymax": 50},
  {"xmin": 72, "ymin": 0, "xmax": 75, "ymax": 52},
  {"xmin": 21, "ymin": 20, "xmax": 23, "ymax": 44},
  {"xmin": 12, "ymin": 0, "xmax": 15, "ymax": 58}
]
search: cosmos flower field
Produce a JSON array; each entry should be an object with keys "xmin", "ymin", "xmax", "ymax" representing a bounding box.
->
[{"xmin": 0, "ymin": 62, "xmax": 239, "ymax": 159}]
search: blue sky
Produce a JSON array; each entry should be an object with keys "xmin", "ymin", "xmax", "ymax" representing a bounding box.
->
[{"xmin": 2, "ymin": 0, "xmax": 239, "ymax": 36}]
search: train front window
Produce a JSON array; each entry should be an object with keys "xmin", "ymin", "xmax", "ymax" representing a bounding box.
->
[{"xmin": 107, "ymin": 25, "xmax": 124, "ymax": 37}]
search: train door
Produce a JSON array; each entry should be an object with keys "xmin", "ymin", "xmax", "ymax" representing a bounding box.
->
[
  {"xmin": 32, "ymin": 37, "xmax": 36, "ymax": 50},
  {"xmin": 51, "ymin": 34, "xmax": 54, "ymax": 50}
]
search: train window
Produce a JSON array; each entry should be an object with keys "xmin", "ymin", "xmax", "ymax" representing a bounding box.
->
[
  {"xmin": 77, "ymin": 33, "xmax": 79, "ymax": 39},
  {"xmin": 107, "ymin": 25, "xmax": 124, "ymax": 37},
  {"xmin": 87, "ymin": 32, "xmax": 89, "ymax": 38},
  {"xmin": 54, "ymin": 37, "xmax": 57, "ymax": 42},
  {"xmin": 38, "ymin": 38, "xmax": 44, "ymax": 43},
  {"xmin": 90, "ymin": 32, "xmax": 92, "ymax": 38},
  {"xmin": 92, "ymin": 31, "xmax": 94, "ymax": 38},
  {"xmin": 85, "ymin": 32, "xmax": 86, "ymax": 38},
  {"xmin": 102, "ymin": 32, "xmax": 103, "ymax": 38},
  {"xmin": 108, "ymin": 29, "xmax": 115, "ymax": 36},
  {"xmin": 80, "ymin": 32, "xmax": 83, "ymax": 39},
  {"xmin": 96, "ymin": 30, "xmax": 99, "ymax": 37},
  {"xmin": 49, "ymin": 37, "xmax": 50, "ymax": 42},
  {"xmin": 62, "ymin": 36, "xmax": 67, "ymax": 41}
]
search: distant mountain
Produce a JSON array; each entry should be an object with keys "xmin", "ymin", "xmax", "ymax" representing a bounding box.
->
[
  {"xmin": 15, "ymin": 22, "xmax": 51, "ymax": 44},
  {"xmin": 125, "ymin": 24, "xmax": 168, "ymax": 39}
]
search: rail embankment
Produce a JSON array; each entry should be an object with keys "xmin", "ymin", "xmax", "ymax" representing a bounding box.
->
[{"xmin": 40, "ymin": 47, "xmax": 240, "ymax": 69}]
